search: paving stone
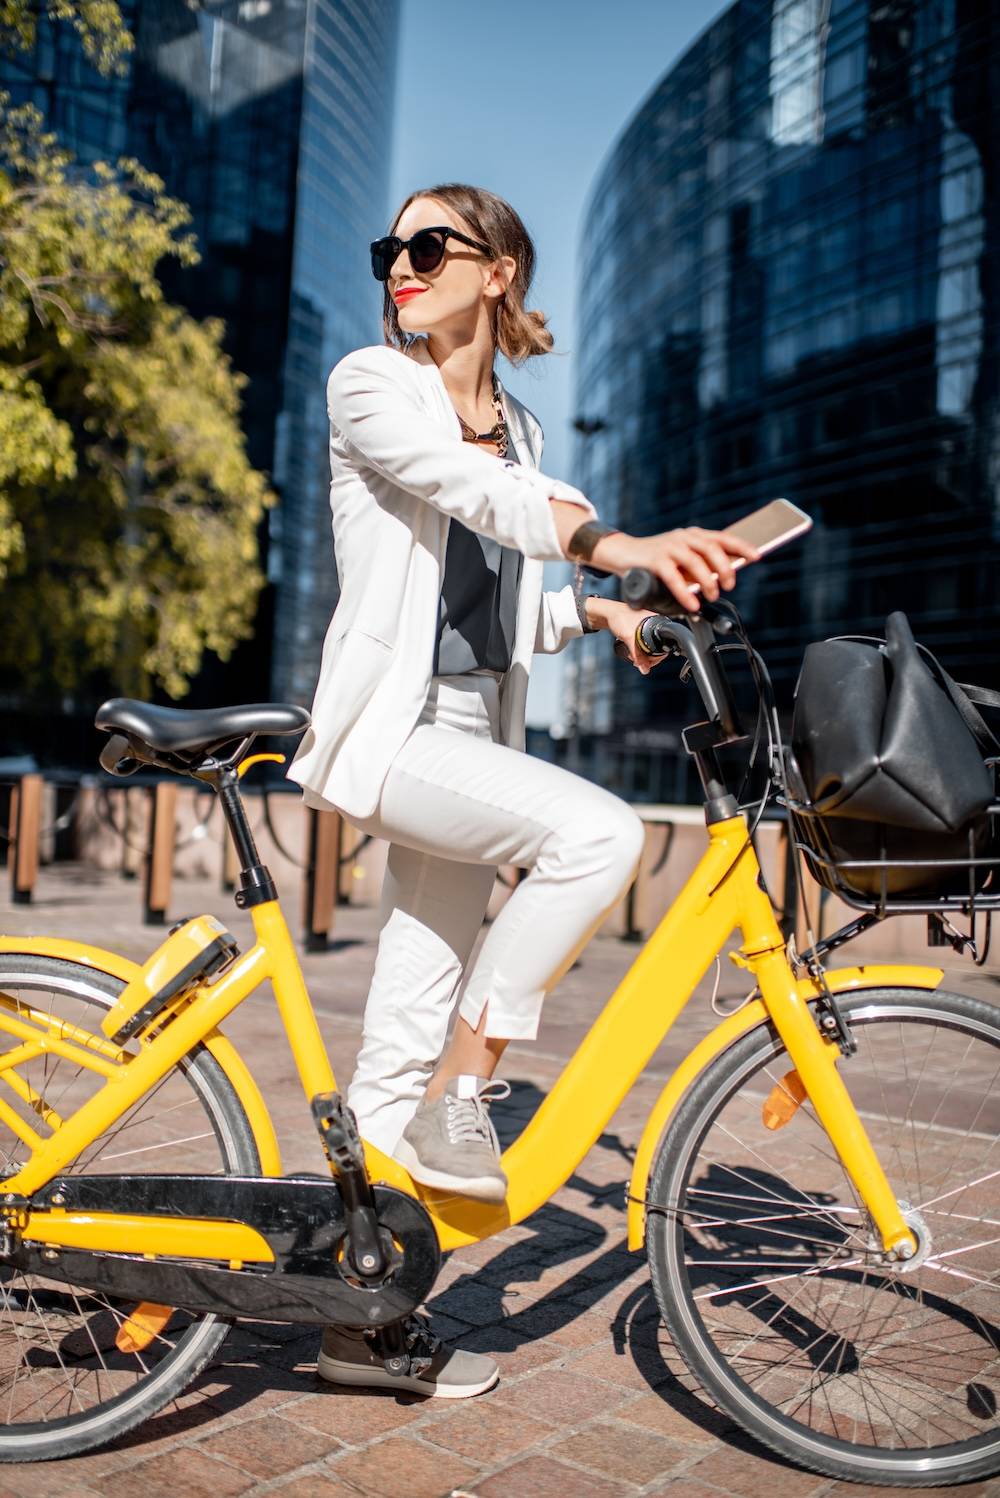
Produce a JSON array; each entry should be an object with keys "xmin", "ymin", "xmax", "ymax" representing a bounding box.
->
[
  {"xmin": 641, "ymin": 1482, "xmax": 730, "ymax": 1497},
  {"xmin": 490, "ymin": 1367, "xmax": 631, "ymax": 1426},
  {"xmin": 282, "ymin": 1388, "xmax": 426, "ymax": 1442},
  {"xmin": 101, "ymin": 1445, "xmax": 256, "ymax": 1498},
  {"xmin": 449, "ymin": 1322, "xmax": 567, "ymax": 1377},
  {"xmin": 472, "ymin": 1453, "xmax": 635, "ymax": 1496},
  {"xmin": 547, "ymin": 1418, "xmax": 687, "ymax": 1484},
  {"xmin": 615, "ymin": 1388, "xmax": 735, "ymax": 1446},
  {"xmin": 269, "ymin": 1473, "xmax": 366, "ymax": 1497},
  {"xmin": 500, "ymin": 1300, "xmax": 616, "ymax": 1350},
  {"xmin": 419, "ymin": 1398, "xmax": 553, "ymax": 1462},
  {"xmin": 328, "ymin": 1433, "xmax": 479, "ymax": 1496},
  {"xmin": 684, "ymin": 1438, "xmax": 831, "ymax": 1496},
  {"xmin": 196, "ymin": 1413, "xmax": 338, "ymax": 1479},
  {"xmin": 0, "ymin": 1469, "xmax": 106, "ymax": 1498},
  {"xmin": 566, "ymin": 1335, "xmax": 671, "ymax": 1392}
]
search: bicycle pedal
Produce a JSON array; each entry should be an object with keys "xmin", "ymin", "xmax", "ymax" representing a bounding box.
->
[
  {"xmin": 373, "ymin": 1321, "xmax": 411, "ymax": 1377},
  {"xmin": 311, "ymin": 1092, "xmax": 365, "ymax": 1171}
]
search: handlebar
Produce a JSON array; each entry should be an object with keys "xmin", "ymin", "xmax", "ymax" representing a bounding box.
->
[{"xmin": 618, "ymin": 568, "xmax": 745, "ymax": 744}]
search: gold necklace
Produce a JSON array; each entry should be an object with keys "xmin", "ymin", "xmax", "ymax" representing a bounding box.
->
[{"xmin": 457, "ymin": 376, "xmax": 508, "ymax": 458}]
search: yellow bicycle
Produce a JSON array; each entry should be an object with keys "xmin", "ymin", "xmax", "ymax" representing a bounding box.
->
[{"xmin": 0, "ymin": 576, "xmax": 996, "ymax": 1486}]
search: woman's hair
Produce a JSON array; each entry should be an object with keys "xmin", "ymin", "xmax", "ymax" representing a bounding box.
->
[{"xmin": 381, "ymin": 183, "xmax": 553, "ymax": 364}]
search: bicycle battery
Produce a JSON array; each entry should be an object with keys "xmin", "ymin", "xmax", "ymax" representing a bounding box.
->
[{"xmin": 101, "ymin": 915, "xmax": 239, "ymax": 1045}]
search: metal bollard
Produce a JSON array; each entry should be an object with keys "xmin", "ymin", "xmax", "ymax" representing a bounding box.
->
[
  {"xmin": 303, "ymin": 807, "xmax": 342, "ymax": 952},
  {"xmin": 9, "ymin": 773, "xmax": 43, "ymax": 905},
  {"xmin": 144, "ymin": 781, "xmax": 178, "ymax": 925}
]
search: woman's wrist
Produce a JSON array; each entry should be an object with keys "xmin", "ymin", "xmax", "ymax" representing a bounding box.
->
[
  {"xmin": 588, "ymin": 530, "xmax": 639, "ymax": 574},
  {"xmin": 582, "ymin": 595, "xmax": 614, "ymax": 632}
]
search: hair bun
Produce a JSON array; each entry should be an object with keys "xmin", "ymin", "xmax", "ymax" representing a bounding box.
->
[{"xmin": 501, "ymin": 304, "xmax": 553, "ymax": 360}]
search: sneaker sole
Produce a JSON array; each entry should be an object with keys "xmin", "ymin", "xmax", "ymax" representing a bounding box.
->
[
  {"xmin": 393, "ymin": 1139, "xmax": 507, "ymax": 1203},
  {"xmin": 316, "ymin": 1351, "xmax": 499, "ymax": 1398}
]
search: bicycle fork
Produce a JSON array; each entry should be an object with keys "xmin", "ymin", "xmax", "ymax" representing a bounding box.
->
[{"xmin": 739, "ymin": 885, "xmax": 917, "ymax": 1261}]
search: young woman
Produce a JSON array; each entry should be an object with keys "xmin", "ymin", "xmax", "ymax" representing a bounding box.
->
[{"xmin": 289, "ymin": 184, "xmax": 755, "ymax": 1397}]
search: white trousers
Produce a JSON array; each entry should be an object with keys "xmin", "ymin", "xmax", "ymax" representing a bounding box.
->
[{"xmin": 345, "ymin": 673, "xmax": 645, "ymax": 1154}]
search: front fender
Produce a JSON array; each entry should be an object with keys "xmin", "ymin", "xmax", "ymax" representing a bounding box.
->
[
  {"xmin": 0, "ymin": 935, "xmax": 283, "ymax": 1176},
  {"xmin": 626, "ymin": 962, "xmax": 943, "ymax": 1251}
]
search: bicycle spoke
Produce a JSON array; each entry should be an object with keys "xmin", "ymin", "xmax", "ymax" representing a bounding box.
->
[
  {"xmin": 0, "ymin": 960, "xmax": 251, "ymax": 1447},
  {"xmin": 650, "ymin": 993, "xmax": 1000, "ymax": 1472}
]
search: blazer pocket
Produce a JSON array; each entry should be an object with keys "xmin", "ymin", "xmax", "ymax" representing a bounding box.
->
[
  {"xmin": 329, "ymin": 629, "xmax": 393, "ymax": 712},
  {"xmin": 343, "ymin": 626, "xmax": 393, "ymax": 653}
]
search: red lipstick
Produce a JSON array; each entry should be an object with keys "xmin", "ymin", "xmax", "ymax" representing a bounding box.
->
[{"xmin": 394, "ymin": 287, "xmax": 426, "ymax": 305}]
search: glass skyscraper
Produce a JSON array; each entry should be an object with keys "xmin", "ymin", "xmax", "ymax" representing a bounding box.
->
[
  {"xmin": 573, "ymin": 0, "xmax": 1000, "ymax": 802},
  {"xmin": 1, "ymin": 0, "xmax": 399, "ymax": 708}
]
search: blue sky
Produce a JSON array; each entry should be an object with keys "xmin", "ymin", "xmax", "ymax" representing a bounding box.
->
[{"xmin": 389, "ymin": 0, "xmax": 729, "ymax": 725}]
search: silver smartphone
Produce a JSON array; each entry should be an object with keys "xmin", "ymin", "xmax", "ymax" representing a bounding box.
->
[{"xmin": 689, "ymin": 497, "xmax": 812, "ymax": 593}]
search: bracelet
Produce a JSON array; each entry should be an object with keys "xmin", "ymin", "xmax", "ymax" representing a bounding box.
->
[
  {"xmin": 566, "ymin": 519, "xmax": 620, "ymax": 563},
  {"xmin": 575, "ymin": 591, "xmax": 600, "ymax": 634}
]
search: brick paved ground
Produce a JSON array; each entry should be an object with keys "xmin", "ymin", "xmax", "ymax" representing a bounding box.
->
[{"xmin": 0, "ymin": 864, "xmax": 997, "ymax": 1498}]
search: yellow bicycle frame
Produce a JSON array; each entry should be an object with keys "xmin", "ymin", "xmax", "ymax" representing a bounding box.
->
[{"xmin": 0, "ymin": 813, "xmax": 941, "ymax": 1263}]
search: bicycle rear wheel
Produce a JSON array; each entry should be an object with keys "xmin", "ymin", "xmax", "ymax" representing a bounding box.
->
[
  {"xmin": 646, "ymin": 987, "xmax": 1000, "ymax": 1487},
  {"xmin": 0, "ymin": 953, "xmax": 259, "ymax": 1461}
]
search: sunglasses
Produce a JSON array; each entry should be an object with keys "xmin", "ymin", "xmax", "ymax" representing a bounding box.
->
[{"xmin": 370, "ymin": 226, "xmax": 494, "ymax": 283}]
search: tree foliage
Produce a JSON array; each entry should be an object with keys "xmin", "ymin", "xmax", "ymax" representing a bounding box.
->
[
  {"xmin": 0, "ymin": 100, "xmax": 274, "ymax": 701},
  {"xmin": 0, "ymin": 1, "xmax": 132, "ymax": 76}
]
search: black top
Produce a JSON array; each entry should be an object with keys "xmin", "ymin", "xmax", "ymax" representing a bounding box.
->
[{"xmin": 434, "ymin": 433, "xmax": 524, "ymax": 675}]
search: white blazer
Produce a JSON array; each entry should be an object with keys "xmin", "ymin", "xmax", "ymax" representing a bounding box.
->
[{"xmin": 287, "ymin": 340, "xmax": 595, "ymax": 819}]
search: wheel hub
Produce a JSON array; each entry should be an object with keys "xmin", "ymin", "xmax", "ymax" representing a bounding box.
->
[{"xmin": 861, "ymin": 1200, "xmax": 933, "ymax": 1272}]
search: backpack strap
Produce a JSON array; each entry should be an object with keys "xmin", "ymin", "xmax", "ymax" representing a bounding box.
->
[{"xmin": 928, "ymin": 667, "xmax": 1000, "ymax": 758}]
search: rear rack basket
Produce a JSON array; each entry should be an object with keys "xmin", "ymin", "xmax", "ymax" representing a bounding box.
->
[{"xmin": 786, "ymin": 796, "xmax": 1000, "ymax": 919}]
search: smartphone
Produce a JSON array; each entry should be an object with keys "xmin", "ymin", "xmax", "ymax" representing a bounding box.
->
[{"xmin": 689, "ymin": 497, "xmax": 812, "ymax": 593}]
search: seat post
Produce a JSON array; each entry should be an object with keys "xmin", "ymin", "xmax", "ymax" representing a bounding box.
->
[{"xmin": 215, "ymin": 767, "xmax": 278, "ymax": 910}]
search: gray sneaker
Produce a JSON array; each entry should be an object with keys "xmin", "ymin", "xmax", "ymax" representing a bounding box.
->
[
  {"xmin": 394, "ymin": 1075, "xmax": 510, "ymax": 1202},
  {"xmin": 317, "ymin": 1313, "xmax": 498, "ymax": 1398}
]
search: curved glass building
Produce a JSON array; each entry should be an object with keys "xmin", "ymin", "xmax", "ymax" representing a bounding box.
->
[{"xmin": 573, "ymin": 0, "xmax": 1000, "ymax": 801}]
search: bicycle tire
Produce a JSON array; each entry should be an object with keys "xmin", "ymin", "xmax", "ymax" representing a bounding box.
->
[
  {"xmin": 0, "ymin": 952, "xmax": 260, "ymax": 1462},
  {"xmin": 646, "ymin": 987, "xmax": 1000, "ymax": 1487}
]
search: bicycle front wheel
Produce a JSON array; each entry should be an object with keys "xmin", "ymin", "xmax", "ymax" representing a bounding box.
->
[
  {"xmin": 0, "ymin": 953, "xmax": 260, "ymax": 1461},
  {"xmin": 646, "ymin": 986, "xmax": 1000, "ymax": 1487}
]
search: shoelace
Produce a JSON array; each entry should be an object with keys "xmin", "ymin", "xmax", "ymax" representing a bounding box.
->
[{"xmin": 443, "ymin": 1079, "xmax": 511, "ymax": 1154}]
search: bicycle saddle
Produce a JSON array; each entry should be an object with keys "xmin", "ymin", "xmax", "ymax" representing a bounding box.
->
[{"xmin": 95, "ymin": 698, "xmax": 310, "ymax": 757}]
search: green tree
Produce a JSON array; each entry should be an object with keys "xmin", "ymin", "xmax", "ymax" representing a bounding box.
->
[
  {"xmin": 0, "ymin": 15, "xmax": 274, "ymax": 702},
  {"xmin": 1, "ymin": 2, "xmax": 132, "ymax": 76}
]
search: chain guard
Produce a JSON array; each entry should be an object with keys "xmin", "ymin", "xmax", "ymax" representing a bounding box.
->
[{"xmin": 9, "ymin": 1174, "xmax": 440, "ymax": 1329}]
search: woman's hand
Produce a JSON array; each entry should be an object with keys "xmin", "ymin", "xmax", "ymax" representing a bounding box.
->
[
  {"xmin": 548, "ymin": 505, "xmax": 760, "ymax": 612},
  {"xmin": 593, "ymin": 527, "xmax": 759, "ymax": 612},
  {"xmin": 584, "ymin": 598, "xmax": 667, "ymax": 675}
]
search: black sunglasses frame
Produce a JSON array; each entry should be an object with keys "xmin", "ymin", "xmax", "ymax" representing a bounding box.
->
[{"xmin": 370, "ymin": 226, "xmax": 494, "ymax": 283}]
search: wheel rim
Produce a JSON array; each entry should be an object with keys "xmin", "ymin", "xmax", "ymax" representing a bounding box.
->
[
  {"xmin": 0, "ymin": 959, "xmax": 249, "ymax": 1440},
  {"xmin": 655, "ymin": 997, "xmax": 1000, "ymax": 1470}
]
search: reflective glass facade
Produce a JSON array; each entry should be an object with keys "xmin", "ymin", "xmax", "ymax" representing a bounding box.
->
[
  {"xmin": 1, "ymin": 0, "xmax": 398, "ymax": 707},
  {"xmin": 573, "ymin": 0, "xmax": 1000, "ymax": 802}
]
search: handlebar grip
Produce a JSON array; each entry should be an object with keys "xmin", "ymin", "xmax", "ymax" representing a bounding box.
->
[
  {"xmin": 621, "ymin": 568, "xmax": 686, "ymax": 614},
  {"xmin": 99, "ymin": 735, "xmax": 140, "ymax": 777},
  {"xmin": 613, "ymin": 618, "xmax": 673, "ymax": 662}
]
